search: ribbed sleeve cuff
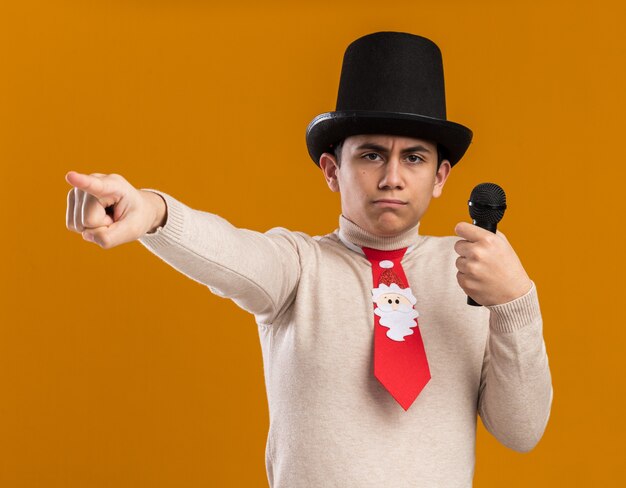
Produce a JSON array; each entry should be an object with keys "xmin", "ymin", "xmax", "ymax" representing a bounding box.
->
[
  {"xmin": 137, "ymin": 189, "xmax": 186, "ymax": 249},
  {"xmin": 485, "ymin": 282, "xmax": 541, "ymax": 333}
]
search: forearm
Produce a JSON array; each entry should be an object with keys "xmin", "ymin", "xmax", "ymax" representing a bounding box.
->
[
  {"xmin": 478, "ymin": 283, "xmax": 554, "ymax": 452},
  {"xmin": 136, "ymin": 188, "xmax": 301, "ymax": 324}
]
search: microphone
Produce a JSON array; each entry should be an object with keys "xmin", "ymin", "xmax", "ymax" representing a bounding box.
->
[{"xmin": 466, "ymin": 183, "xmax": 507, "ymax": 306}]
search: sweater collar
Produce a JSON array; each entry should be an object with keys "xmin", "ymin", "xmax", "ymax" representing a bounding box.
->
[{"xmin": 337, "ymin": 214, "xmax": 423, "ymax": 255}]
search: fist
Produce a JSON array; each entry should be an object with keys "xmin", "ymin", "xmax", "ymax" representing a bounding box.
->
[
  {"xmin": 65, "ymin": 171, "xmax": 163, "ymax": 249},
  {"xmin": 454, "ymin": 222, "xmax": 532, "ymax": 306}
]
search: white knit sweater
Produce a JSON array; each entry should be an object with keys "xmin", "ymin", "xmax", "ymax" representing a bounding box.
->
[{"xmin": 137, "ymin": 188, "xmax": 553, "ymax": 488}]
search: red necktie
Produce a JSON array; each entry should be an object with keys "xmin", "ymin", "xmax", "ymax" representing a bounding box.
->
[{"xmin": 362, "ymin": 246, "xmax": 431, "ymax": 411}]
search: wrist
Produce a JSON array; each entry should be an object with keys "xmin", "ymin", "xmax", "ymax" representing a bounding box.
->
[
  {"xmin": 491, "ymin": 277, "xmax": 533, "ymax": 306},
  {"xmin": 141, "ymin": 190, "xmax": 168, "ymax": 234},
  {"xmin": 508, "ymin": 276, "xmax": 533, "ymax": 303}
]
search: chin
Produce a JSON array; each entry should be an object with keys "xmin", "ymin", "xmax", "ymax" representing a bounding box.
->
[
  {"xmin": 372, "ymin": 217, "xmax": 417, "ymax": 237},
  {"xmin": 374, "ymin": 225, "xmax": 406, "ymax": 237}
]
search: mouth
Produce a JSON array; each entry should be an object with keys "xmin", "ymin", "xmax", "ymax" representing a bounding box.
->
[{"xmin": 373, "ymin": 199, "xmax": 407, "ymax": 207}]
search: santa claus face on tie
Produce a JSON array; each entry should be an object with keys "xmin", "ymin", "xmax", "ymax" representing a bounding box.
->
[
  {"xmin": 372, "ymin": 283, "xmax": 419, "ymax": 342},
  {"xmin": 375, "ymin": 292, "xmax": 412, "ymax": 312}
]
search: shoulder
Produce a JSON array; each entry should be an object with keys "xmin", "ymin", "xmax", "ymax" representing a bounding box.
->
[{"xmin": 263, "ymin": 225, "xmax": 343, "ymax": 254}]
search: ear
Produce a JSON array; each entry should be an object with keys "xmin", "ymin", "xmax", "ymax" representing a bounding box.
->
[
  {"xmin": 432, "ymin": 160, "xmax": 451, "ymax": 198},
  {"xmin": 319, "ymin": 152, "xmax": 341, "ymax": 192}
]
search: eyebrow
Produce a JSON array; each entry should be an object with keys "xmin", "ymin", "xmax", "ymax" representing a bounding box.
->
[{"xmin": 353, "ymin": 143, "xmax": 433, "ymax": 154}]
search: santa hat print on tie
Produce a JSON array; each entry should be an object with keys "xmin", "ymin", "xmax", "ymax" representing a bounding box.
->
[{"xmin": 362, "ymin": 246, "xmax": 431, "ymax": 411}]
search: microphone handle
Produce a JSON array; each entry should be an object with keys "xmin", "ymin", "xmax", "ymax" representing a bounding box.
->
[{"xmin": 466, "ymin": 220, "xmax": 498, "ymax": 306}]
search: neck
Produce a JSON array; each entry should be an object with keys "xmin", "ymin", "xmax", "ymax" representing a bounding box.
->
[{"xmin": 337, "ymin": 214, "xmax": 422, "ymax": 251}]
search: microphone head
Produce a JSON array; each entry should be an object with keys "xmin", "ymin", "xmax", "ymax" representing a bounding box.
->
[{"xmin": 468, "ymin": 183, "xmax": 507, "ymax": 224}]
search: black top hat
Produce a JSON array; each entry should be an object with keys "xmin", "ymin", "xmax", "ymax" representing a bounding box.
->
[{"xmin": 305, "ymin": 31, "xmax": 473, "ymax": 167}]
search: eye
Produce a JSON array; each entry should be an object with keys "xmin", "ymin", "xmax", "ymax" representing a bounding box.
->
[
  {"xmin": 395, "ymin": 299, "xmax": 400, "ymax": 304},
  {"xmin": 407, "ymin": 154, "xmax": 425, "ymax": 164},
  {"xmin": 364, "ymin": 153, "xmax": 381, "ymax": 161},
  {"xmin": 387, "ymin": 299, "xmax": 393, "ymax": 304}
]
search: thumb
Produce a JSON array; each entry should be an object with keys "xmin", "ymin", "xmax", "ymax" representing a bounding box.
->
[{"xmin": 83, "ymin": 219, "xmax": 139, "ymax": 249}]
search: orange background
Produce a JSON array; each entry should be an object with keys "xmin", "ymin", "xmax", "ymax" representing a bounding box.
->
[{"xmin": 1, "ymin": 0, "xmax": 624, "ymax": 486}]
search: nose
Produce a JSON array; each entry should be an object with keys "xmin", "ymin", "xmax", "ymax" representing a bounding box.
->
[{"xmin": 378, "ymin": 157, "xmax": 404, "ymax": 190}]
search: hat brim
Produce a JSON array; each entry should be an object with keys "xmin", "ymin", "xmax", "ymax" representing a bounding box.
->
[{"xmin": 305, "ymin": 110, "xmax": 473, "ymax": 167}]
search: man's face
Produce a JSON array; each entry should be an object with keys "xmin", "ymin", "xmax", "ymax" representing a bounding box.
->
[{"xmin": 319, "ymin": 134, "xmax": 451, "ymax": 236}]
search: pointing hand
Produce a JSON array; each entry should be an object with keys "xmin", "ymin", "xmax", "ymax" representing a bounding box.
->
[{"xmin": 65, "ymin": 171, "xmax": 165, "ymax": 248}]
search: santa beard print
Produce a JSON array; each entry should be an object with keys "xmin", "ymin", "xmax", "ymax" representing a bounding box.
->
[
  {"xmin": 372, "ymin": 283, "xmax": 420, "ymax": 342},
  {"xmin": 374, "ymin": 301, "xmax": 419, "ymax": 341},
  {"xmin": 370, "ymin": 261, "xmax": 421, "ymax": 342}
]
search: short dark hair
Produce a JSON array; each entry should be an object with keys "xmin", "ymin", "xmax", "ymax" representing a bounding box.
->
[{"xmin": 331, "ymin": 138, "xmax": 446, "ymax": 170}]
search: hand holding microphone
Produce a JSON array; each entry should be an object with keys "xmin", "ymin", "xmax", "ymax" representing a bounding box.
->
[{"xmin": 454, "ymin": 183, "xmax": 532, "ymax": 307}]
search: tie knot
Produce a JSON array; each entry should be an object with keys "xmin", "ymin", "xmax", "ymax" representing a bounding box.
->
[{"xmin": 362, "ymin": 246, "xmax": 408, "ymax": 263}]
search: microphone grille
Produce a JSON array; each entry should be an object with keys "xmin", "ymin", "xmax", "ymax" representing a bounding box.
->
[{"xmin": 468, "ymin": 183, "xmax": 507, "ymax": 224}]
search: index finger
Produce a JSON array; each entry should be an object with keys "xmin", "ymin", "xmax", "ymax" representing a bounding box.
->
[{"xmin": 65, "ymin": 171, "xmax": 108, "ymax": 198}]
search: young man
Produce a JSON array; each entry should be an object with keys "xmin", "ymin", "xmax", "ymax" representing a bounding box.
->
[{"xmin": 65, "ymin": 32, "xmax": 553, "ymax": 487}]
